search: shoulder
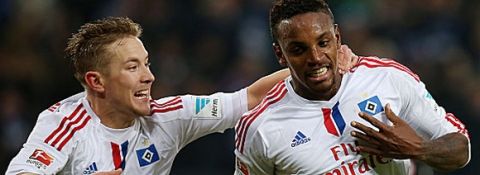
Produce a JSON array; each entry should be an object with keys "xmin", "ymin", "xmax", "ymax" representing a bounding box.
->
[
  {"xmin": 38, "ymin": 93, "xmax": 88, "ymax": 125},
  {"xmin": 235, "ymin": 81, "xmax": 288, "ymax": 153},
  {"xmin": 37, "ymin": 94, "xmax": 94, "ymax": 151},
  {"xmin": 351, "ymin": 56, "xmax": 420, "ymax": 83}
]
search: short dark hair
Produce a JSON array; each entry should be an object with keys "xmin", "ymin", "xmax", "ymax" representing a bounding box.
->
[
  {"xmin": 65, "ymin": 17, "xmax": 142, "ymax": 86},
  {"xmin": 269, "ymin": 0, "xmax": 334, "ymax": 43}
]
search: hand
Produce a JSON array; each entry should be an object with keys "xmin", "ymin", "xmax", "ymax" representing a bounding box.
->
[
  {"xmin": 337, "ymin": 44, "xmax": 359, "ymax": 74},
  {"xmin": 92, "ymin": 169, "xmax": 122, "ymax": 175},
  {"xmin": 350, "ymin": 104, "xmax": 425, "ymax": 159}
]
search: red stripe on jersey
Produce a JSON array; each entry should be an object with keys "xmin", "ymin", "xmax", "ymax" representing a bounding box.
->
[
  {"xmin": 151, "ymin": 97, "xmax": 183, "ymax": 114},
  {"xmin": 151, "ymin": 105, "xmax": 183, "ymax": 114},
  {"xmin": 57, "ymin": 115, "xmax": 91, "ymax": 151},
  {"xmin": 322, "ymin": 108, "xmax": 339, "ymax": 136},
  {"xmin": 47, "ymin": 102, "xmax": 61, "ymax": 112},
  {"xmin": 236, "ymin": 82, "xmax": 288, "ymax": 153},
  {"xmin": 445, "ymin": 113, "xmax": 469, "ymax": 138},
  {"xmin": 238, "ymin": 87, "xmax": 287, "ymax": 153},
  {"xmin": 151, "ymin": 96, "xmax": 181, "ymax": 108},
  {"xmin": 50, "ymin": 110, "xmax": 87, "ymax": 149},
  {"xmin": 111, "ymin": 142, "xmax": 122, "ymax": 170},
  {"xmin": 354, "ymin": 57, "xmax": 420, "ymax": 82},
  {"xmin": 44, "ymin": 104, "xmax": 83, "ymax": 144},
  {"xmin": 235, "ymin": 81, "xmax": 284, "ymax": 147}
]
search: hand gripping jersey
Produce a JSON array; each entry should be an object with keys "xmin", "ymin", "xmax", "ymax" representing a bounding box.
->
[
  {"xmin": 234, "ymin": 57, "xmax": 470, "ymax": 175},
  {"xmin": 7, "ymin": 89, "xmax": 247, "ymax": 174}
]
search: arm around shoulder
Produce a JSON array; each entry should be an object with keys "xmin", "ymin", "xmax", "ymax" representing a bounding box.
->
[{"xmin": 246, "ymin": 69, "xmax": 289, "ymax": 110}]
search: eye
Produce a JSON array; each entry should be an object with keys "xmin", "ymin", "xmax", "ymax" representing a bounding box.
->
[
  {"xmin": 145, "ymin": 62, "xmax": 151, "ymax": 67},
  {"xmin": 319, "ymin": 40, "xmax": 329, "ymax": 47},
  {"xmin": 128, "ymin": 65, "xmax": 138, "ymax": 71},
  {"xmin": 288, "ymin": 46, "xmax": 305, "ymax": 55}
]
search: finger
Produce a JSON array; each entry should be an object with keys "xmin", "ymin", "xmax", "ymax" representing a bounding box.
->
[
  {"xmin": 351, "ymin": 120, "xmax": 392, "ymax": 144},
  {"xmin": 113, "ymin": 169, "xmax": 123, "ymax": 175},
  {"xmin": 384, "ymin": 103, "xmax": 401, "ymax": 124},
  {"xmin": 351, "ymin": 131, "xmax": 382, "ymax": 146},
  {"xmin": 358, "ymin": 112, "xmax": 390, "ymax": 131},
  {"xmin": 351, "ymin": 121, "xmax": 378, "ymax": 135}
]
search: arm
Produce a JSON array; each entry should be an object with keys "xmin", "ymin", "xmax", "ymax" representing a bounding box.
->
[
  {"xmin": 246, "ymin": 69, "xmax": 289, "ymax": 110},
  {"xmin": 92, "ymin": 169, "xmax": 122, "ymax": 175},
  {"xmin": 351, "ymin": 104, "xmax": 470, "ymax": 171},
  {"xmin": 247, "ymin": 45, "xmax": 357, "ymax": 109}
]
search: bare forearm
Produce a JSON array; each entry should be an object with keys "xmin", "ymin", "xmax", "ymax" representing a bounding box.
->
[
  {"xmin": 246, "ymin": 69, "xmax": 290, "ymax": 110},
  {"xmin": 417, "ymin": 132, "xmax": 469, "ymax": 172}
]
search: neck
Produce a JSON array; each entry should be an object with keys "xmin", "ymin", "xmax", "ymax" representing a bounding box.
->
[{"xmin": 86, "ymin": 91, "xmax": 135, "ymax": 129}]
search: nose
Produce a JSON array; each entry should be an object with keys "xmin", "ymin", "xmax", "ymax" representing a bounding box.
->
[
  {"xmin": 308, "ymin": 47, "xmax": 324, "ymax": 65},
  {"xmin": 141, "ymin": 66, "xmax": 155, "ymax": 84}
]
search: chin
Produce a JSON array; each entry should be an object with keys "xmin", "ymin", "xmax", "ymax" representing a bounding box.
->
[{"xmin": 133, "ymin": 106, "xmax": 151, "ymax": 116}]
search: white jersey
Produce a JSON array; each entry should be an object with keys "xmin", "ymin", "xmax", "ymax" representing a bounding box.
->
[
  {"xmin": 234, "ymin": 57, "xmax": 470, "ymax": 175},
  {"xmin": 7, "ymin": 89, "xmax": 248, "ymax": 174}
]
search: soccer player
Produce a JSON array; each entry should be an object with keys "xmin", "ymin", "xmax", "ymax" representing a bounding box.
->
[
  {"xmin": 234, "ymin": 0, "xmax": 470, "ymax": 174},
  {"xmin": 6, "ymin": 17, "xmax": 357, "ymax": 174}
]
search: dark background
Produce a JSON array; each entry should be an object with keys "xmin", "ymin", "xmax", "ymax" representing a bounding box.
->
[{"xmin": 0, "ymin": 0, "xmax": 478, "ymax": 174}]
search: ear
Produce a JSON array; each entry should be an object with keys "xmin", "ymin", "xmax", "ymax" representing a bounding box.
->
[
  {"xmin": 334, "ymin": 24, "xmax": 341, "ymax": 48},
  {"xmin": 273, "ymin": 42, "xmax": 287, "ymax": 67},
  {"xmin": 85, "ymin": 71, "xmax": 105, "ymax": 93}
]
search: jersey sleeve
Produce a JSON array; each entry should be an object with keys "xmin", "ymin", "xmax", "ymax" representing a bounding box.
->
[
  {"xmin": 392, "ymin": 70, "xmax": 471, "ymax": 166},
  {"xmin": 151, "ymin": 88, "xmax": 248, "ymax": 148},
  {"xmin": 6, "ymin": 112, "xmax": 72, "ymax": 174},
  {"xmin": 234, "ymin": 128, "xmax": 275, "ymax": 175},
  {"xmin": 393, "ymin": 73, "xmax": 469, "ymax": 139}
]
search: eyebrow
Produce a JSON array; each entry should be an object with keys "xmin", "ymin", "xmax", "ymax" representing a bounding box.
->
[
  {"xmin": 124, "ymin": 56, "xmax": 149, "ymax": 64},
  {"xmin": 286, "ymin": 31, "xmax": 329, "ymax": 47}
]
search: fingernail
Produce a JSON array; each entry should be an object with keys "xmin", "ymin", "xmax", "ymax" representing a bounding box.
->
[
  {"xmin": 351, "ymin": 121, "xmax": 356, "ymax": 126},
  {"xmin": 351, "ymin": 131, "xmax": 356, "ymax": 136}
]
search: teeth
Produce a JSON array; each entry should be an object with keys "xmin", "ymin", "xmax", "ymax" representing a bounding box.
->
[
  {"xmin": 135, "ymin": 90, "xmax": 149, "ymax": 99},
  {"xmin": 311, "ymin": 67, "xmax": 328, "ymax": 77}
]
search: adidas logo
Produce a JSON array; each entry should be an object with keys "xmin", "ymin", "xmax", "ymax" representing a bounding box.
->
[
  {"xmin": 195, "ymin": 97, "xmax": 211, "ymax": 114},
  {"xmin": 291, "ymin": 131, "xmax": 311, "ymax": 147},
  {"xmin": 83, "ymin": 162, "xmax": 98, "ymax": 174}
]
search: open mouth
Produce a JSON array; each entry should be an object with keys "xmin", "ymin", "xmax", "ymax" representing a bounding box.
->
[
  {"xmin": 308, "ymin": 64, "xmax": 331, "ymax": 79},
  {"xmin": 134, "ymin": 89, "xmax": 150, "ymax": 100},
  {"xmin": 310, "ymin": 66, "xmax": 329, "ymax": 77}
]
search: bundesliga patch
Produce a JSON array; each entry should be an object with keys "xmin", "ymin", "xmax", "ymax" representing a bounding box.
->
[
  {"xmin": 357, "ymin": 96, "xmax": 384, "ymax": 116},
  {"xmin": 26, "ymin": 149, "xmax": 53, "ymax": 169},
  {"xmin": 193, "ymin": 97, "xmax": 222, "ymax": 119},
  {"xmin": 136, "ymin": 144, "xmax": 160, "ymax": 167}
]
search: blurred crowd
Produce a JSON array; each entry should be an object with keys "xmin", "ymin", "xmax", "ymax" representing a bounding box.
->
[{"xmin": 0, "ymin": 0, "xmax": 478, "ymax": 174}]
